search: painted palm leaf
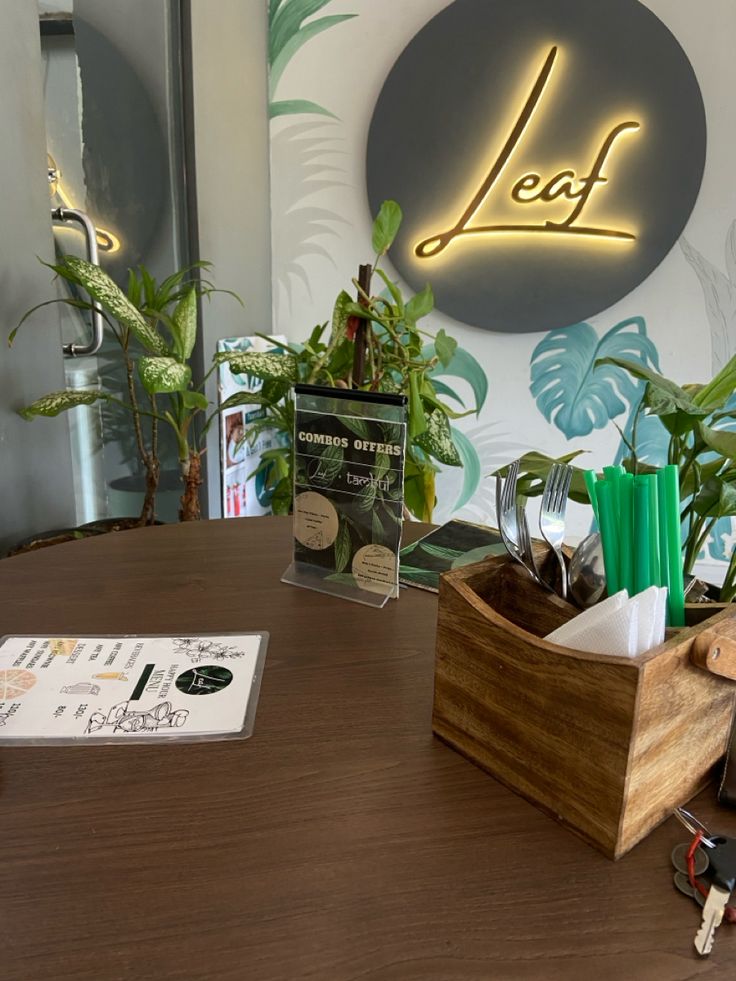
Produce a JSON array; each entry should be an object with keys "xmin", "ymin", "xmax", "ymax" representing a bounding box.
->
[
  {"xmin": 680, "ymin": 229, "xmax": 736, "ymax": 374},
  {"xmin": 268, "ymin": 0, "xmax": 357, "ymax": 118},
  {"xmin": 530, "ymin": 317, "xmax": 660, "ymax": 439}
]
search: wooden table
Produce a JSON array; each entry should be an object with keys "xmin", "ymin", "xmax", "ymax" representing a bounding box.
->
[{"xmin": 1, "ymin": 516, "xmax": 734, "ymax": 980}]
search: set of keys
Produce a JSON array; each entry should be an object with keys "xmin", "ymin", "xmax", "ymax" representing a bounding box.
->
[{"xmin": 673, "ymin": 807, "xmax": 736, "ymax": 955}]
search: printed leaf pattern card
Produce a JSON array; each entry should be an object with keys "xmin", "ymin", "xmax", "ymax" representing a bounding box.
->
[
  {"xmin": 399, "ymin": 519, "xmax": 505, "ymax": 591},
  {"xmin": 290, "ymin": 388, "xmax": 407, "ymax": 601}
]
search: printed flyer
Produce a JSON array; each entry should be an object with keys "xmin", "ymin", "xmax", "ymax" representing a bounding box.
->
[
  {"xmin": 217, "ymin": 334, "xmax": 288, "ymax": 518},
  {"xmin": 0, "ymin": 633, "xmax": 267, "ymax": 744},
  {"xmin": 286, "ymin": 385, "xmax": 407, "ymax": 603}
]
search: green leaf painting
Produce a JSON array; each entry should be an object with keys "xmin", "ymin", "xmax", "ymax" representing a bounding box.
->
[
  {"xmin": 530, "ymin": 317, "xmax": 660, "ymax": 438},
  {"xmin": 268, "ymin": 0, "xmax": 357, "ymax": 119}
]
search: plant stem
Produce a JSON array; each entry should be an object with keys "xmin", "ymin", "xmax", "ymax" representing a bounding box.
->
[{"xmin": 179, "ymin": 449, "xmax": 202, "ymax": 521}]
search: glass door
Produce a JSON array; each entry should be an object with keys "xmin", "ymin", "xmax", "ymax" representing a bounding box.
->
[{"xmin": 39, "ymin": 0, "xmax": 189, "ymax": 523}]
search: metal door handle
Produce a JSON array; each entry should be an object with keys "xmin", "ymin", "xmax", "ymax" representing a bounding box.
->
[{"xmin": 51, "ymin": 206, "xmax": 104, "ymax": 357}]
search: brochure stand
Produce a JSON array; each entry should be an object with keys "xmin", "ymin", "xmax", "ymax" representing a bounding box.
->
[{"xmin": 281, "ymin": 384, "xmax": 408, "ymax": 608}]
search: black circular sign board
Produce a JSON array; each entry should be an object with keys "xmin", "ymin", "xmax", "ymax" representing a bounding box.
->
[{"xmin": 366, "ymin": 0, "xmax": 707, "ymax": 333}]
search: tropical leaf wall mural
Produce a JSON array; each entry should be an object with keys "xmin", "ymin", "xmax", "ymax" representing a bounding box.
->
[
  {"xmin": 530, "ymin": 317, "xmax": 660, "ymax": 440},
  {"xmin": 269, "ymin": 0, "xmax": 357, "ymax": 119}
]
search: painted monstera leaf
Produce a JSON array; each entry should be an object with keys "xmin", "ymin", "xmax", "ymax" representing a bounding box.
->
[{"xmin": 530, "ymin": 317, "xmax": 660, "ymax": 439}]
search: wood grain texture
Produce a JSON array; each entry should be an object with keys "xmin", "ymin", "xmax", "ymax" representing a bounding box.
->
[
  {"xmin": 0, "ymin": 517, "xmax": 735, "ymax": 980},
  {"xmin": 434, "ymin": 555, "xmax": 736, "ymax": 861},
  {"xmin": 692, "ymin": 616, "xmax": 736, "ymax": 679}
]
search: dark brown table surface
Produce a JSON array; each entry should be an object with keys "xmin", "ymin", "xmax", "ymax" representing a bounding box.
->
[{"xmin": 1, "ymin": 516, "xmax": 735, "ymax": 980}]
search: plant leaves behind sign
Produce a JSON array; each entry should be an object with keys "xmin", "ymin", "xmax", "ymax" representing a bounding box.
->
[
  {"xmin": 138, "ymin": 357, "xmax": 191, "ymax": 394},
  {"xmin": 416, "ymin": 409, "xmax": 461, "ymax": 467},
  {"xmin": 60, "ymin": 256, "xmax": 168, "ymax": 356},
  {"xmin": 693, "ymin": 476, "xmax": 736, "ymax": 518},
  {"xmin": 433, "ymin": 328, "xmax": 457, "ymax": 369},
  {"xmin": 271, "ymin": 476, "xmax": 293, "ymax": 515},
  {"xmin": 18, "ymin": 388, "xmax": 109, "ymax": 420},
  {"xmin": 261, "ymin": 377, "xmax": 292, "ymax": 403},
  {"xmin": 216, "ymin": 351, "xmax": 298, "ymax": 381},
  {"xmin": 531, "ymin": 318, "xmax": 659, "ymax": 439},
  {"xmin": 180, "ymin": 390, "xmax": 209, "ymax": 411},
  {"xmin": 404, "ymin": 284, "xmax": 434, "ymax": 325},
  {"xmin": 334, "ymin": 521, "xmax": 351, "ymax": 573},
  {"xmin": 171, "ymin": 287, "xmax": 197, "ymax": 361},
  {"xmin": 372, "ymin": 200, "xmax": 402, "ymax": 255}
]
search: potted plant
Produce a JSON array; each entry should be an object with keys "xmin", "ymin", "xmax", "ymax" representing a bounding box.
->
[
  {"xmin": 10, "ymin": 257, "xmax": 248, "ymax": 523},
  {"xmin": 214, "ymin": 201, "xmax": 480, "ymax": 521}
]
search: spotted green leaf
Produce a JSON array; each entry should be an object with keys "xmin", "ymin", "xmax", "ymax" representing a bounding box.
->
[
  {"xmin": 19, "ymin": 389, "xmax": 109, "ymax": 420},
  {"xmin": 60, "ymin": 256, "xmax": 168, "ymax": 355},
  {"xmin": 138, "ymin": 357, "xmax": 191, "ymax": 394},
  {"xmin": 415, "ymin": 409, "xmax": 461, "ymax": 466},
  {"xmin": 215, "ymin": 351, "xmax": 298, "ymax": 381},
  {"xmin": 171, "ymin": 287, "xmax": 197, "ymax": 361}
]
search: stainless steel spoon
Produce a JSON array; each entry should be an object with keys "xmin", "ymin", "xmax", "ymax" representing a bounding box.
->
[{"xmin": 569, "ymin": 532, "xmax": 606, "ymax": 608}]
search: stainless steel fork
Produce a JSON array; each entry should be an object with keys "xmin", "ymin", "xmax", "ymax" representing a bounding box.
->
[
  {"xmin": 496, "ymin": 461, "xmax": 546, "ymax": 587},
  {"xmin": 539, "ymin": 463, "xmax": 573, "ymax": 599}
]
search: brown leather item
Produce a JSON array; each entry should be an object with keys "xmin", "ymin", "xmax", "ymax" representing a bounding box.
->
[{"xmin": 719, "ymin": 712, "xmax": 736, "ymax": 807}]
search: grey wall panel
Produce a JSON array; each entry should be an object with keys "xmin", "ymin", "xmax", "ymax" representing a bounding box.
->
[{"xmin": 0, "ymin": 0, "xmax": 76, "ymax": 551}]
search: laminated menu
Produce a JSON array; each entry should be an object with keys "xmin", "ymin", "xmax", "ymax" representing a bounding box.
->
[{"xmin": 0, "ymin": 632, "xmax": 268, "ymax": 745}]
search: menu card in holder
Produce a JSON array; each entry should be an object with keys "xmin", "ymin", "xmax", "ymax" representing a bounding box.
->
[{"xmin": 282, "ymin": 384, "xmax": 407, "ymax": 608}]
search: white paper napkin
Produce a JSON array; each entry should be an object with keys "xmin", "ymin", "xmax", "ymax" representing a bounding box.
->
[{"xmin": 546, "ymin": 587, "xmax": 669, "ymax": 658}]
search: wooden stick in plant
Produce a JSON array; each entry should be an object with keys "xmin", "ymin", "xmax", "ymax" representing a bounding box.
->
[{"xmin": 352, "ymin": 264, "xmax": 372, "ymax": 388}]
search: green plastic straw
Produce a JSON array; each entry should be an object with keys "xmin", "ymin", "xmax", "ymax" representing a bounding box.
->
[
  {"xmin": 584, "ymin": 470, "xmax": 600, "ymax": 522},
  {"xmin": 604, "ymin": 467, "xmax": 623, "ymax": 538},
  {"xmin": 619, "ymin": 474, "xmax": 635, "ymax": 595},
  {"xmin": 596, "ymin": 480, "xmax": 621, "ymax": 595},
  {"xmin": 646, "ymin": 474, "xmax": 661, "ymax": 586},
  {"xmin": 634, "ymin": 476, "xmax": 653, "ymax": 593},
  {"xmin": 656, "ymin": 468, "xmax": 670, "ymax": 591},
  {"xmin": 664, "ymin": 464, "xmax": 685, "ymax": 626}
]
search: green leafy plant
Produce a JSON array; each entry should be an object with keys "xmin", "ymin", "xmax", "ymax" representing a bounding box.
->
[
  {"xmin": 10, "ymin": 257, "xmax": 245, "ymax": 523},
  {"xmin": 216, "ymin": 200, "xmax": 479, "ymax": 522},
  {"xmin": 596, "ymin": 354, "xmax": 736, "ymax": 600}
]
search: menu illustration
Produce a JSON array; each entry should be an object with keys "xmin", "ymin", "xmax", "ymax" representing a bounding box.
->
[
  {"xmin": 0, "ymin": 633, "xmax": 267, "ymax": 744},
  {"xmin": 291, "ymin": 395, "xmax": 407, "ymax": 600}
]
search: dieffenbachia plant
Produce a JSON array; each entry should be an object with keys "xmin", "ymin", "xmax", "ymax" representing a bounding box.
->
[
  {"xmin": 214, "ymin": 200, "xmax": 476, "ymax": 522},
  {"xmin": 10, "ymin": 257, "xmax": 245, "ymax": 522}
]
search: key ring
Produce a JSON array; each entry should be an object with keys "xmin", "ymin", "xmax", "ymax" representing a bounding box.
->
[{"xmin": 675, "ymin": 807, "xmax": 716, "ymax": 848}]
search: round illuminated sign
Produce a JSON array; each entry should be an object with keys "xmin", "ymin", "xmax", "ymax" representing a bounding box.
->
[{"xmin": 366, "ymin": 0, "xmax": 706, "ymax": 333}]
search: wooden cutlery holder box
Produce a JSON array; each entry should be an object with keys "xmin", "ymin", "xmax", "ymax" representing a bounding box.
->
[{"xmin": 433, "ymin": 554, "xmax": 736, "ymax": 859}]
